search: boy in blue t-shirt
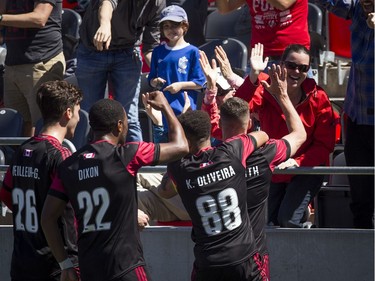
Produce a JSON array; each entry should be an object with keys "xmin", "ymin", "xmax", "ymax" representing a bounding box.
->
[{"xmin": 148, "ymin": 5, "xmax": 206, "ymax": 143}]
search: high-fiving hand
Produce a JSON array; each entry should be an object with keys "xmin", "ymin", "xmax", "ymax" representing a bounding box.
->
[
  {"xmin": 260, "ymin": 64, "xmax": 288, "ymax": 100},
  {"xmin": 199, "ymin": 50, "xmax": 218, "ymax": 89},
  {"xmin": 250, "ymin": 43, "xmax": 269, "ymax": 75}
]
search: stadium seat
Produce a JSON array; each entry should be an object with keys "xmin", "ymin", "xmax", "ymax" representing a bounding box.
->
[
  {"xmin": 35, "ymin": 109, "xmax": 91, "ymax": 150},
  {"xmin": 314, "ymin": 151, "xmax": 353, "ymax": 228},
  {"xmin": 199, "ymin": 38, "xmax": 248, "ymax": 73},
  {"xmin": 308, "ymin": 3, "xmax": 326, "ymax": 71},
  {"xmin": 308, "ymin": 3, "xmax": 323, "ymax": 35},
  {"xmin": 204, "ymin": 5, "xmax": 251, "ymax": 51},
  {"xmin": 0, "ymin": 108, "xmax": 24, "ymax": 137},
  {"xmin": 0, "ymin": 108, "xmax": 24, "ymax": 164},
  {"xmin": 64, "ymin": 73, "xmax": 79, "ymax": 87},
  {"xmin": 62, "ymin": 8, "xmax": 82, "ymax": 61},
  {"xmin": 330, "ymin": 152, "xmax": 349, "ymax": 186},
  {"xmin": 314, "ymin": 184, "xmax": 353, "ymax": 228}
]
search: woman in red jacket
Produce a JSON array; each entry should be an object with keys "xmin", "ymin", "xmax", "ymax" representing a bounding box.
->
[{"xmin": 205, "ymin": 43, "xmax": 338, "ymax": 228}]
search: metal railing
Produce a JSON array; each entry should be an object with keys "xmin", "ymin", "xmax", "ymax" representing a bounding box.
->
[
  {"xmin": 0, "ymin": 137, "xmax": 76, "ymax": 153},
  {"xmin": 0, "ymin": 137, "xmax": 373, "ymax": 176},
  {"xmin": 138, "ymin": 165, "xmax": 374, "ymax": 175}
]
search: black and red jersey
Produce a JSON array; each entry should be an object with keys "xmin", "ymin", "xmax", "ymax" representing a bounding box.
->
[
  {"xmin": 0, "ymin": 135, "xmax": 78, "ymax": 280},
  {"xmin": 245, "ymin": 139, "xmax": 290, "ymax": 256},
  {"xmin": 168, "ymin": 134, "xmax": 258, "ymax": 269},
  {"xmin": 49, "ymin": 140, "xmax": 159, "ymax": 281}
]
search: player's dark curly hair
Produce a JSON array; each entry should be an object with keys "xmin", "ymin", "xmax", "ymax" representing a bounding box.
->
[
  {"xmin": 220, "ymin": 97, "xmax": 250, "ymax": 123},
  {"xmin": 177, "ymin": 110, "xmax": 211, "ymax": 144},
  {"xmin": 36, "ymin": 80, "xmax": 83, "ymax": 125},
  {"xmin": 89, "ymin": 99, "xmax": 126, "ymax": 133}
]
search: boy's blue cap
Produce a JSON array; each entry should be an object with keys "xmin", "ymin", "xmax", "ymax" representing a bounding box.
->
[{"xmin": 160, "ymin": 5, "xmax": 188, "ymax": 23}]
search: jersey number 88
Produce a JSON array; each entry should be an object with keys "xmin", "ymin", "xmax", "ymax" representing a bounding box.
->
[{"xmin": 196, "ymin": 188, "xmax": 242, "ymax": 236}]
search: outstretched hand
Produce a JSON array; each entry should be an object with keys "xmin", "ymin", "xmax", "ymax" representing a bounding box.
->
[
  {"xmin": 214, "ymin": 46, "xmax": 234, "ymax": 80},
  {"xmin": 260, "ymin": 64, "xmax": 288, "ymax": 99},
  {"xmin": 143, "ymin": 91, "xmax": 169, "ymax": 112},
  {"xmin": 142, "ymin": 93, "xmax": 163, "ymax": 126},
  {"xmin": 199, "ymin": 50, "xmax": 218, "ymax": 88},
  {"xmin": 250, "ymin": 43, "xmax": 269, "ymax": 75},
  {"xmin": 277, "ymin": 158, "xmax": 299, "ymax": 169}
]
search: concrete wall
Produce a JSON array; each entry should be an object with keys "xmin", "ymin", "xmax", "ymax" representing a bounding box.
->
[{"xmin": 0, "ymin": 226, "xmax": 373, "ymax": 281}]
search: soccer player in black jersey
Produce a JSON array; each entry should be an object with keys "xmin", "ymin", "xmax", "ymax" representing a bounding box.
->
[
  {"xmin": 199, "ymin": 52, "xmax": 307, "ymax": 279},
  {"xmin": 0, "ymin": 80, "xmax": 83, "ymax": 281},
  {"xmin": 41, "ymin": 93, "xmax": 189, "ymax": 281},
  {"xmin": 163, "ymin": 104, "xmax": 268, "ymax": 281}
]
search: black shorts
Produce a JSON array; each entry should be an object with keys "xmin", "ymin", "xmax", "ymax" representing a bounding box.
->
[{"xmin": 191, "ymin": 253, "xmax": 266, "ymax": 281}]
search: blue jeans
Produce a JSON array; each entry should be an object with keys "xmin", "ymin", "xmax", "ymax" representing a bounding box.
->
[
  {"xmin": 268, "ymin": 174, "xmax": 324, "ymax": 228},
  {"xmin": 76, "ymin": 44, "xmax": 143, "ymax": 141},
  {"xmin": 152, "ymin": 124, "xmax": 168, "ymax": 144}
]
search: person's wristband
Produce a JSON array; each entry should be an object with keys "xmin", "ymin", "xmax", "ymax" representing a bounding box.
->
[
  {"xmin": 59, "ymin": 258, "xmax": 74, "ymax": 270},
  {"xmin": 227, "ymin": 73, "xmax": 244, "ymax": 89},
  {"xmin": 204, "ymin": 88, "xmax": 217, "ymax": 105},
  {"xmin": 0, "ymin": 15, "xmax": 3, "ymax": 22}
]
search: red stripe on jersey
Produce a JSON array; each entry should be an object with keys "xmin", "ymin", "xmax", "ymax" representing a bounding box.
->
[
  {"xmin": 37, "ymin": 134, "xmax": 72, "ymax": 160},
  {"xmin": 135, "ymin": 266, "xmax": 148, "ymax": 281}
]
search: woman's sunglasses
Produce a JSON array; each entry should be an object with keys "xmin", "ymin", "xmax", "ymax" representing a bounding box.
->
[{"xmin": 283, "ymin": 61, "xmax": 310, "ymax": 73}]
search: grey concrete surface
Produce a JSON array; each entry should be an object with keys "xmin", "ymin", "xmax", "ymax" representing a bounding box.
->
[{"xmin": 0, "ymin": 226, "xmax": 373, "ymax": 281}]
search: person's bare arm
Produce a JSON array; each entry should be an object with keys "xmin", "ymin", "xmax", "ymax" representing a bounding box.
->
[
  {"xmin": 248, "ymin": 131, "xmax": 269, "ymax": 148},
  {"xmin": 93, "ymin": 0, "xmax": 114, "ymax": 51},
  {"xmin": 214, "ymin": 46, "xmax": 245, "ymax": 89},
  {"xmin": 164, "ymin": 81, "xmax": 202, "ymax": 94},
  {"xmin": 216, "ymin": 0, "xmax": 246, "ymax": 14},
  {"xmin": 143, "ymin": 91, "xmax": 189, "ymax": 163},
  {"xmin": 0, "ymin": 2, "xmax": 53, "ymax": 28},
  {"xmin": 41, "ymin": 195, "xmax": 78, "ymax": 280},
  {"xmin": 41, "ymin": 196, "xmax": 71, "ymax": 264},
  {"xmin": 143, "ymin": 51, "xmax": 152, "ymax": 67},
  {"xmin": 157, "ymin": 175, "xmax": 178, "ymax": 199},
  {"xmin": 267, "ymin": 0, "xmax": 297, "ymax": 11}
]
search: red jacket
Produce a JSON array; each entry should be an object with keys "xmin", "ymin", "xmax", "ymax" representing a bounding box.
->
[{"xmin": 203, "ymin": 73, "xmax": 337, "ymax": 183}]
